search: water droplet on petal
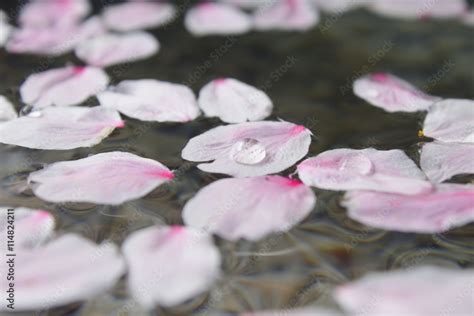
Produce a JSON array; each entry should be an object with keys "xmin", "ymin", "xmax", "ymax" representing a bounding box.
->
[
  {"xmin": 339, "ymin": 153, "xmax": 374, "ymax": 175},
  {"xmin": 19, "ymin": 105, "xmax": 34, "ymax": 116},
  {"xmin": 230, "ymin": 138, "xmax": 266, "ymax": 165}
]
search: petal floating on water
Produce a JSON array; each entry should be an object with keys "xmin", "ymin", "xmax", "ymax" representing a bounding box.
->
[
  {"xmin": 20, "ymin": 65, "xmax": 109, "ymax": 109},
  {"xmin": 122, "ymin": 225, "xmax": 221, "ymax": 308},
  {"xmin": 253, "ymin": 0, "xmax": 319, "ymax": 31},
  {"xmin": 298, "ymin": 148, "xmax": 432, "ymax": 195},
  {"xmin": 28, "ymin": 152, "xmax": 173, "ymax": 205},
  {"xmin": 353, "ymin": 73, "xmax": 440, "ymax": 112},
  {"xmin": 367, "ymin": 0, "xmax": 467, "ymax": 20},
  {"xmin": 98, "ymin": 79, "xmax": 200, "ymax": 122},
  {"xmin": 0, "ymin": 106, "xmax": 123, "ymax": 150},
  {"xmin": 181, "ymin": 121, "xmax": 312, "ymax": 177},
  {"xmin": 0, "ymin": 95, "xmax": 17, "ymax": 121},
  {"xmin": 342, "ymin": 183, "xmax": 474, "ymax": 233},
  {"xmin": 198, "ymin": 78, "xmax": 273, "ymax": 123},
  {"xmin": 19, "ymin": 0, "xmax": 91, "ymax": 27}
]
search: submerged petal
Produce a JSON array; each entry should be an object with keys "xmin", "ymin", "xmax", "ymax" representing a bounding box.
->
[
  {"xmin": 0, "ymin": 95, "xmax": 17, "ymax": 121},
  {"xmin": 298, "ymin": 148, "xmax": 432, "ymax": 195},
  {"xmin": 123, "ymin": 225, "xmax": 221, "ymax": 308},
  {"xmin": 367, "ymin": 0, "xmax": 467, "ymax": 20},
  {"xmin": 98, "ymin": 79, "xmax": 200, "ymax": 122},
  {"xmin": 198, "ymin": 78, "xmax": 273, "ymax": 123},
  {"xmin": 253, "ymin": 0, "xmax": 319, "ymax": 31},
  {"xmin": 28, "ymin": 152, "xmax": 173, "ymax": 205},
  {"xmin": 181, "ymin": 121, "xmax": 312, "ymax": 177},
  {"xmin": 342, "ymin": 183, "xmax": 474, "ymax": 233},
  {"xmin": 183, "ymin": 176, "xmax": 316, "ymax": 241},
  {"xmin": 353, "ymin": 73, "xmax": 440, "ymax": 112},
  {"xmin": 19, "ymin": 0, "xmax": 91, "ymax": 27}
]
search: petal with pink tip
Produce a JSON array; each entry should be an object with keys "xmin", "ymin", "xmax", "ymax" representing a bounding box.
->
[
  {"xmin": 297, "ymin": 148, "xmax": 432, "ymax": 195},
  {"xmin": 103, "ymin": 2, "xmax": 176, "ymax": 31},
  {"xmin": 198, "ymin": 78, "xmax": 273, "ymax": 123},
  {"xmin": 422, "ymin": 99, "xmax": 474, "ymax": 143},
  {"xmin": 183, "ymin": 176, "xmax": 316, "ymax": 241},
  {"xmin": 0, "ymin": 106, "xmax": 123, "ymax": 150},
  {"xmin": 334, "ymin": 266, "xmax": 474, "ymax": 316},
  {"xmin": 123, "ymin": 225, "xmax": 221, "ymax": 308},
  {"xmin": 342, "ymin": 184, "xmax": 474, "ymax": 233},
  {"xmin": 0, "ymin": 234, "xmax": 125, "ymax": 312},
  {"xmin": 98, "ymin": 79, "xmax": 200, "ymax": 122},
  {"xmin": 421, "ymin": 142, "xmax": 474, "ymax": 183},
  {"xmin": 28, "ymin": 152, "xmax": 173, "ymax": 205},
  {"xmin": 181, "ymin": 121, "xmax": 312, "ymax": 177},
  {"xmin": 253, "ymin": 0, "xmax": 319, "ymax": 31},
  {"xmin": 19, "ymin": 0, "xmax": 91, "ymax": 27},
  {"xmin": 20, "ymin": 65, "xmax": 109, "ymax": 109},
  {"xmin": 242, "ymin": 307, "xmax": 344, "ymax": 316},
  {"xmin": 75, "ymin": 32, "xmax": 159, "ymax": 67},
  {"xmin": 184, "ymin": 3, "xmax": 252, "ymax": 36},
  {"xmin": 367, "ymin": 0, "xmax": 467, "ymax": 20},
  {"xmin": 0, "ymin": 96, "xmax": 17, "ymax": 121},
  {"xmin": 353, "ymin": 73, "xmax": 440, "ymax": 112}
]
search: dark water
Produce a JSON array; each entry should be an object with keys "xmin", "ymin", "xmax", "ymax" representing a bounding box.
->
[{"xmin": 0, "ymin": 2, "xmax": 473, "ymax": 315}]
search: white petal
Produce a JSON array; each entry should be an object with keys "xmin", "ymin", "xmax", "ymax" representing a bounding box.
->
[
  {"xmin": 367, "ymin": 0, "xmax": 467, "ymax": 19},
  {"xmin": 253, "ymin": 0, "xmax": 319, "ymax": 31}
]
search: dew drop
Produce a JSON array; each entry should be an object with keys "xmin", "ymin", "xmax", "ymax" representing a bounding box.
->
[
  {"xmin": 230, "ymin": 138, "xmax": 266, "ymax": 165},
  {"xmin": 339, "ymin": 153, "xmax": 374, "ymax": 175}
]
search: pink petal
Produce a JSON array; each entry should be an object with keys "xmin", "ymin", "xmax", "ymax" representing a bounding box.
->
[
  {"xmin": 421, "ymin": 142, "xmax": 474, "ymax": 183},
  {"xmin": 28, "ymin": 151, "xmax": 173, "ymax": 205},
  {"xmin": 298, "ymin": 148, "xmax": 432, "ymax": 195},
  {"xmin": 184, "ymin": 3, "xmax": 252, "ymax": 36},
  {"xmin": 342, "ymin": 183, "xmax": 474, "ymax": 233},
  {"xmin": 75, "ymin": 31, "xmax": 159, "ymax": 67},
  {"xmin": 0, "ymin": 234, "xmax": 125, "ymax": 312},
  {"xmin": 198, "ymin": 78, "xmax": 273, "ymax": 123},
  {"xmin": 312, "ymin": 0, "xmax": 369, "ymax": 13},
  {"xmin": 19, "ymin": 0, "xmax": 91, "ymax": 27},
  {"xmin": 242, "ymin": 307, "xmax": 343, "ymax": 316},
  {"xmin": 122, "ymin": 225, "xmax": 221, "ymax": 308},
  {"xmin": 334, "ymin": 266, "xmax": 474, "ymax": 316},
  {"xmin": 98, "ymin": 79, "xmax": 200, "ymax": 122},
  {"xmin": 367, "ymin": 0, "xmax": 467, "ymax": 20},
  {"xmin": 183, "ymin": 175, "xmax": 316, "ymax": 241},
  {"xmin": 353, "ymin": 73, "xmax": 440, "ymax": 112},
  {"xmin": 422, "ymin": 99, "xmax": 474, "ymax": 143},
  {"xmin": 103, "ymin": 2, "xmax": 176, "ymax": 31},
  {"xmin": 0, "ymin": 106, "xmax": 123, "ymax": 150},
  {"xmin": 20, "ymin": 65, "xmax": 109, "ymax": 109},
  {"xmin": 181, "ymin": 121, "xmax": 312, "ymax": 177},
  {"xmin": 0, "ymin": 95, "xmax": 17, "ymax": 121},
  {"xmin": 253, "ymin": 0, "xmax": 319, "ymax": 31}
]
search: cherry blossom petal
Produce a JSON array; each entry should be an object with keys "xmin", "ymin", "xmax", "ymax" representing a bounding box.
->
[
  {"xmin": 75, "ymin": 32, "xmax": 159, "ymax": 67},
  {"xmin": 298, "ymin": 148, "xmax": 432, "ymax": 195},
  {"xmin": 28, "ymin": 152, "xmax": 173, "ymax": 205},
  {"xmin": 420, "ymin": 142, "xmax": 474, "ymax": 183},
  {"xmin": 422, "ymin": 99, "xmax": 474, "ymax": 143},
  {"xmin": 184, "ymin": 3, "xmax": 252, "ymax": 36},
  {"xmin": 353, "ymin": 73, "xmax": 441, "ymax": 112},
  {"xmin": 198, "ymin": 78, "xmax": 273, "ymax": 123},
  {"xmin": 0, "ymin": 96, "xmax": 17, "ymax": 121},
  {"xmin": 0, "ymin": 207, "xmax": 55, "ymax": 250},
  {"xmin": 19, "ymin": 0, "xmax": 91, "ymax": 27},
  {"xmin": 183, "ymin": 176, "xmax": 316, "ymax": 241},
  {"xmin": 312, "ymin": 0, "xmax": 369, "ymax": 13},
  {"xmin": 122, "ymin": 225, "xmax": 221, "ymax": 308},
  {"xmin": 0, "ymin": 10, "xmax": 12, "ymax": 47},
  {"xmin": 342, "ymin": 183, "xmax": 474, "ymax": 233},
  {"xmin": 20, "ymin": 65, "xmax": 109, "ymax": 109},
  {"xmin": 253, "ymin": 0, "xmax": 319, "ymax": 31},
  {"xmin": 181, "ymin": 121, "xmax": 312, "ymax": 177},
  {"xmin": 242, "ymin": 307, "xmax": 344, "ymax": 316},
  {"xmin": 367, "ymin": 0, "xmax": 468, "ymax": 20},
  {"xmin": 98, "ymin": 79, "xmax": 200, "ymax": 122},
  {"xmin": 0, "ymin": 234, "xmax": 125, "ymax": 312},
  {"xmin": 103, "ymin": 2, "xmax": 176, "ymax": 31},
  {"xmin": 0, "ymin": 106, "xmax": 123, "ymax": 150},
  {"xmin": 334, "ymin": 266, "xmax": 474, "ymax": 316}
]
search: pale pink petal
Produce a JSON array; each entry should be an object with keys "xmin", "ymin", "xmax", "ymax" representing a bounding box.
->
[
  {"xmin": 183, "ymin": 176, "xmax": 316, "ymax": 241},
  {"xmin": 98, "ymin": 79, "xmax": 200, "ymax": 122},
  {"xmin": 422, "ymin": 99, "xmax": 474, "ymax": 143},
  {"xmin": 0, "ymin": 106, "xmax": 123, "ymax": 150},
  {"xmin": 353, "ymin": 73, "xmax": 441, "ymax": 112},
  {"xmin": 367, "ymin": 0, "xmax": 467, "ymax": 20},
  {"xmin": 198, "ymin": 78, "xmax": 273, "ymax": 123},
  {"xmin": 311, "ymin": 0, "xmax": 368, "ymax": 13},
  {"xmin": 253, "ymin": 0, "xmax": 319, "ymax": 31},
  {"xmin": 122, "ymin": 225, "xmax": 221, "ymax": 308},
  {"xmin": 184, "ymin": 3, "xmax": 252, "ymax": 36},
  {"xmin": 334, "ymin": 266, "xmax": 474, "ymax": 316},
  {"xmin": 103, "ymin": 2, "xmax": 176, "ymax": 31},
  {"xmin": 0, "ymin": 95, "xmax": 17, "ymax": 121},
  {"xmin": 342, "ymin": 183, "xmax": 474, "ymax": 233},
  {"xmin": 20, "ymin": 65, "xmax": 109, "ymax": 109},
  {"xmin": 75, "ymin": 31, "xmax": 159, "ymax": 67},
  {"xmin": 181, "ymin": 121, "xmax": 312, "ymax": 177},
  {"xmin": 298, "ymin": 148, "xmax": 432, "ymax": 195},
  {"xmin": 28, "ymin": 151, "xmax": 173, "ymax": 205},
  {"xmin": 420, "ymin": 142, "xmax": 474, "ymax": 183},
  {"xmin": 0, "ymin": 10, "xmax": 12, "ymax": 47},
  {"xmin": 19, "ymin": 0, "xmax": 91, "ymax": 27},
  {"xmin": 0, "ymin": 207, "xmax": 54, "ymax": 250},
  {"xmin": 0, "ymin": 234, "xmax": 125, "ymax": 312},
  {"xmin": 242, "ymin": 307, "xmax": 344, "ymax": 316}
]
